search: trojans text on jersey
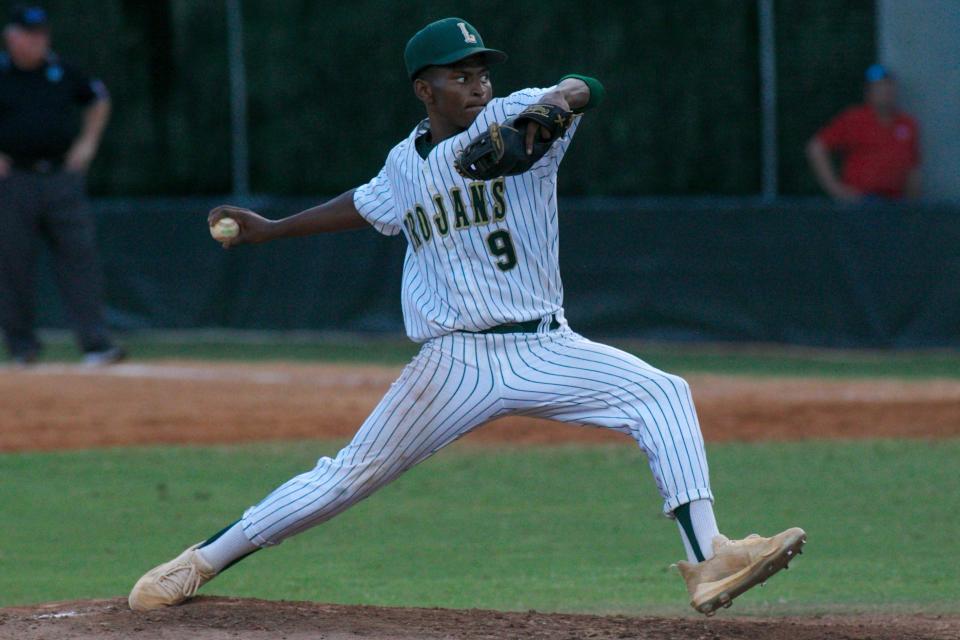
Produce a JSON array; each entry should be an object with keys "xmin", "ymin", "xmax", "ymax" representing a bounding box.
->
[{"xmin": 402, "ymin": 177, "xmax": 507, "ymax": 251}]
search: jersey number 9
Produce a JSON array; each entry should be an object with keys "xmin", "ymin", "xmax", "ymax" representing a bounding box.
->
[{"xmin": 486, "ymin": 230, "xmax": 518, "ymax": 272}]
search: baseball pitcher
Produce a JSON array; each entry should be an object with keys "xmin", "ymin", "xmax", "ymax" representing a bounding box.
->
[{"xmin": 129, "ymin": 17, "xmax": 805, "ymax": 616}]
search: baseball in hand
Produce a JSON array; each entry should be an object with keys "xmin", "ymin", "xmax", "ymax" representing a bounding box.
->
[{"xmin": 210, "ymin": 217, "xmax": 240, "ymax": 241}]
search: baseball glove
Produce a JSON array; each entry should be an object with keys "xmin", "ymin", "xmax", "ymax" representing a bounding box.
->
[{"xmin": 455, "ymin": 103, "xmax": 574, "ymax": 181}]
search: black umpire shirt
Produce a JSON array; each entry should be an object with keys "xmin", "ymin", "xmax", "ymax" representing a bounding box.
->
[{"xmin": 0, "ymin": 52, "xmax": 106, "ymax": 168}]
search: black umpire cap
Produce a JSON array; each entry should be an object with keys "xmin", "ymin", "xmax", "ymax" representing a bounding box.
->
[{"xmin": 8, "ymin": 4, "xmax": 49, "ymax": 30}]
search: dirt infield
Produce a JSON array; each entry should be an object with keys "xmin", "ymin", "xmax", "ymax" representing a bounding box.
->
[
  {"xmin": 2, "ymin": 361, "xmax": 959, "ymax": 639},
  {"xmin": 2, "ymin": 598, "xmax": 959, "ymax": 640},
  {"xmin": 1, "ymin": 360, "xmax": 959, "ymax": 452}
]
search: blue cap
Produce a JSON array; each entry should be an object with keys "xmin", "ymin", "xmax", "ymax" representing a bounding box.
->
[
  {"xmin": 9, "ymin": 5, "xmax": 48, "ymax": 29},
  {"xmin": 865, "ymin": 64, "xmax": 891, "ymax": 83}
]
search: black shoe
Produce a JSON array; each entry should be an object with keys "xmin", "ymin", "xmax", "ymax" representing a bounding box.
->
[
  {"xmin": 82, "ymin": 346, "xmax": 127, "ymax": 367},
  {"xmin": 10, "ymin": 351, "xmax": 39, "ymax": 367}
]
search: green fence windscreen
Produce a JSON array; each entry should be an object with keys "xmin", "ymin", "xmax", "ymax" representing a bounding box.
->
[
  {"xmin": 34, "ymin": 197, "xmax": 960, "ymax": 348},
  {"xmin": 28, "ymin": 0, "xmax": 875, "ymax": 197}
]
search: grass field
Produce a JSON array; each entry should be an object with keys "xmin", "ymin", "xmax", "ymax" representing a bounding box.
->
[
  {"xmin": 2, "ymin": 439, "xmax": 958, "ymax": 614},
  {"xmin": 17, "ymin": 331, "xmax": 960, "ymax": 378},
  {"xmin": 3, "ymin": 335, "xmax": 957, "ymax": 616}
]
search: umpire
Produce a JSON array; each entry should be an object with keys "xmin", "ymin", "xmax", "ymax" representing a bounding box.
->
[{"xmin": 0, "ymin": 5, "xmax": 122, "ymax": 366}]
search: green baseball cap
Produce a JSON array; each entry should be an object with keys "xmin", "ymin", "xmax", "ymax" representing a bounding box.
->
[{"xmin": 404, "ymin": 17, "xmax": 507, "ymax": 79}]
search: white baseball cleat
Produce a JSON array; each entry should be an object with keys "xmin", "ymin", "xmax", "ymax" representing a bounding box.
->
[
  {"xmin": 675, "ymin": 527, "xmax": 806, "ymax": 616},
  {"xmin": 128, "ymin": 543, "xmax": 217, "ymax": 611}
]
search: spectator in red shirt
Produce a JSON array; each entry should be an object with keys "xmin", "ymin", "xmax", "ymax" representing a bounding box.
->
[{"xmin": 806, "ymin": 64, "xmax": 921, "ymax": 202}]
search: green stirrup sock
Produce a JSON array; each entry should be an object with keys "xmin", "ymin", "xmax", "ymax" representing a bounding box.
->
[{"xmin": 674, "ymin": 503, "xmax": 706, "ymax": 562}]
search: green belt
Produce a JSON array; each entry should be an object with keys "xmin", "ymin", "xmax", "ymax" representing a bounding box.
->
[{"xmin": 468, "ymin": 315, "xmax": 561, "ymax": 335}]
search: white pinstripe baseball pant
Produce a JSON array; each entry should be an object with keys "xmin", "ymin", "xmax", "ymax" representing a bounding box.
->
[{"xmin": 241, "ymin": 327, "xmax": 713, "ymax": 546}]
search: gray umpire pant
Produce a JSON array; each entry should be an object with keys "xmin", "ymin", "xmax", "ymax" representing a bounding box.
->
[{"xmin": 0, "ymin": 169, "xmax": 111, "ymax": 358}]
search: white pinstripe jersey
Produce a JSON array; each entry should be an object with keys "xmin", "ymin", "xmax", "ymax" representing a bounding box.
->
[{"xmin": 353, "ymin": 87, "xmax": 582, "ymax": 342}]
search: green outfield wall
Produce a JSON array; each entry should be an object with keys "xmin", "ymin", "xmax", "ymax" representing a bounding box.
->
[
  {"xmin": 30, "ymin": 0, "xmax": 875, "ymax": 197},
  {"xmin": 34, "ymin": 197, "xmax": 960, "ymax": 348}
]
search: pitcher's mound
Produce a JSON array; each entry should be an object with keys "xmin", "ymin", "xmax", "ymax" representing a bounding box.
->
[{"xmin": 2, "ymin": 597, "xmax": 957, "ymax": 639}]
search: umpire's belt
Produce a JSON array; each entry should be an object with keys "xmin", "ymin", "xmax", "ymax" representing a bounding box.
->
[
  {"xmin": 467, "ymin": 314, "xmax": 561, "ymax": 335},
  {"xmin": 11, "ymin": 157, "xmax": 63, "ymax": 174}
]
